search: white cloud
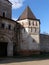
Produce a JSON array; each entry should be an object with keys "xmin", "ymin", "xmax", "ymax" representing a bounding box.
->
[
  {"xmin": 12, "ymin": 17, "xmax": 17, "ymax": 21},
  {"xmin": 9, "ymin": 0, "xmax": 25, "ymax": 9}
]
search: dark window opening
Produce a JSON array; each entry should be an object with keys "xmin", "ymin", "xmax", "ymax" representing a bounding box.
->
[
  {"xmin": 35, "ymin": 28, "xmax": 36, "ymax": 32},
  {"xmin": 1, "ymin": 23, "xmax": 5, "ymax": 28},
  {"xmin": 3, "ymin": 12, "xmax": 5, "ymax": 17},
  {"xmin": 36, "ymin": 22, "xmax": 37, "ymax": 26},
  {"xmin": 29, "ymin": 21, "xmax": 30, "ymax": 25},
  {"xmin": 31, "ymin": 27, "xmax": 32, "ymax": 32},
  {"xmin": 32, "ymin": 22, "xmax": 34, "ymax": 26},
  {"xmin": 33, "ymin": 39, "xmax": 35, "ymax": 42},
  {"xmin": 8, "ymin": 25, "xmax": 11, "ymax": 30}
]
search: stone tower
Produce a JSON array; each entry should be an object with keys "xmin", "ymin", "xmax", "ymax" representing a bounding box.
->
[
  {"xmin": 17, "ymin": 6, "xmax": 40, "ymax": 55},
  {"xmin": 0, "ymin": 0, "xmax": 12, "ymax": 19}
]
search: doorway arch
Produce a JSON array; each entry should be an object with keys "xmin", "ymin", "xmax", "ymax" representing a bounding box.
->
[{"xmin": 0, "ymin": 35, "xmax": 13, "ymax": 56}]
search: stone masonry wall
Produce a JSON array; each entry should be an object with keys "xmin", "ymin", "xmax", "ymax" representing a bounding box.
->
[
  {"xmin": 40, "ymin": 34, "xmax": 49, "ymax": 52},
  {"xmin": 0, "ymin": 17, "xmax": 16, "ymax": 56}
]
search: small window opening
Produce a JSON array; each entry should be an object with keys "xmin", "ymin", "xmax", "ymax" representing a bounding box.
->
[
  {"xmin": 8, "ymin": 25, "xmax": 11, "ymax": 30},
  {"xmin": 29, "ymin": 21, "xmax": 30, "ymax": 25},
  {"xmin": 31, "ymin": 27, "xmax": 32, "ymax": 32},
  {"xmin": 32, "ymin": 22, "xmax": 34, "ymax": 26},
  {"xmin": 33, "ymin": 39, "xmax": 35, "ymax": 42},
  {"xmin": 3, "ymin": 12, "xmax": 5, "ymax": 17},
  {"xmin": 36, "ymin": 22, "xmax": 37, "ymax": 26},
  {"xmin": 1, "ymin": 23, "xmax": 5, "ymax": 28}
]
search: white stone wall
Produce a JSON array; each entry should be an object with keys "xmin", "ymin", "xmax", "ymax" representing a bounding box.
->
[
  {"xmin": 17, "ymin": 19, "xmax": 40, "ymax": 51},
  {"xmin": 20, "ymin": 29, "xmax": 40, "ymax": 50}
]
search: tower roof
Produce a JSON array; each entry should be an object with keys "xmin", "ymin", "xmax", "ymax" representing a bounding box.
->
[{"xmin": 18, "ymin": 6, "xmax": 36, "ymax": 20}]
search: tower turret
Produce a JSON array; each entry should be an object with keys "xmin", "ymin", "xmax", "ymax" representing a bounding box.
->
[
  {"xmin": 0, "ymin": 0, "xmax": 12, "ymax": 19},
  {"xmin": 17, "ymin": 6, "xmax": 40, "ymax": 55}
]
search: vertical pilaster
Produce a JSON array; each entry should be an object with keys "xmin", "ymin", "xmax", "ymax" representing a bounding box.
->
[{"xmin": 7, "ymin": 42, "xmax": 13, "ymax": 56}]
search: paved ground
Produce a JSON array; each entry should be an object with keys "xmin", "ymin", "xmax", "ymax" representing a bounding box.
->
[{"xmin": 0, "ymin": 58, "xmax": 49, "ymax": 65}]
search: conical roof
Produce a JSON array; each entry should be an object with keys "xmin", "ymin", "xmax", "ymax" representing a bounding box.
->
[{"xmin": 18, "ymin": 6, "xmax": 36, "ymax": 20}]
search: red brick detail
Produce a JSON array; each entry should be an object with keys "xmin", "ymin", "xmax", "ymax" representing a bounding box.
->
[{"xmin": 17, "ymin": 50, "xmax": 40, "ymax": 56}]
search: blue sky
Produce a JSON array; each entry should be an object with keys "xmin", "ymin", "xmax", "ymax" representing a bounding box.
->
[{"xmin": 9, "ymin": 0, "xmax": 49, "ymax": 34}]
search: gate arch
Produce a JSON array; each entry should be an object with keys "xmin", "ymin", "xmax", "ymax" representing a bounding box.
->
[{"xmin": 0, "ymin": 35, "xmax": 13, "ymax": 56}]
